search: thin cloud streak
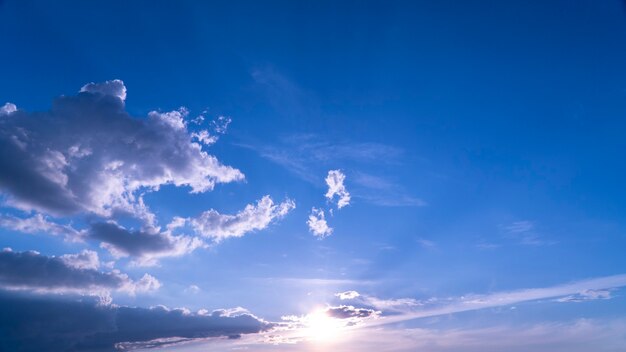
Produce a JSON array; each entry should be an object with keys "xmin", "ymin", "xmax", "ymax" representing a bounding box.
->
[{"xmin": 365, "ymin": 274, "xmax": 626, "ymax": 327}]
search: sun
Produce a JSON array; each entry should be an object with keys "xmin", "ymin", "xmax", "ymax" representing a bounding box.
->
[{"xmin": 304, "ymin": 309, "xmax": 344, "ymax": 342}]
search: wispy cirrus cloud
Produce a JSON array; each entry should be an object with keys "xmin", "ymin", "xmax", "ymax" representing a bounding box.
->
[
  {"xmin": 242, "ymin": 318, "xmax": 626, "ymax": 352},
  {"xmin": 339, "ymin": 274, "xmax": 626, "ymax": 327},
  {"xmin": 501, "ymin": 220, "xmax": 554, "ymax": 246},
  {"xmin": 0, "ymin": 213, "xmax": 85, "ymax": 241}
]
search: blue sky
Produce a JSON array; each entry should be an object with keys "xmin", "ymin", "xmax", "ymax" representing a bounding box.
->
[{"xmin": 1, "ymin": 0, "xmax": 626, "ymax": 351}]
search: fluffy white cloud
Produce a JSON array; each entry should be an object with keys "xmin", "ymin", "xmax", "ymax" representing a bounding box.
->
[
  {"xmin": 0, "ymin": 80, "xmax": 244, "ymax": 221},
  {"xmin": 325, "ymin": 170, "xmax": 350, "ymax": 209},
  {"xmin": 0, "ymin": 102, "xmax": 17, "ymax": 116},
  {"xmin": 0, "ymin": 248, "xmax": 160, "ymax": 295},
  {"xmin": 80, "ymin": 79, "xmax": 127, "ymax": 101},
  {"xmin": 307, "ymin": 207, "xmax": 332, "ymax": 238},
  {"xmin": 190, "ymin": 195, "xmax": 295, "ymax": 241}
]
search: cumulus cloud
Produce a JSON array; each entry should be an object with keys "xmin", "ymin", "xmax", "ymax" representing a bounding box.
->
[
  {"xmin": 80, "ymin": 79, "xmax": 127, "ymax": 101},
  {"xmin": 0, "ymin": 80, "xmax": 244, "ymax": 220},
  {"xmin": 0, "ymin": 249, "xmax": 160, "ymax": 295},
  {"xmin": 60, "ymin": 250, "xmax": 101, "ymax": 270},
  {"xmin": 0, "ymin": 213, "xmax": 85, "ymax": 241},
  {"xmin": 0, "ymin": 102, "xmax": 17, "ymax": 116},
  {"xmin": 307, "ymin": 208, "xmax": 332, "ymax": 238},
  {"xmin": 0, "ymin": 291, "xmax": 270, "ymax": 351},
  {"xmin": 89, "ymin": 222, "xmax": 205, "ymax": 266},
  {"xmin": 325, "ymin": 170, "xmax": 350, "ymax": 209},
  {"xmin": 190, "ymin": 196, "xmax": 295, "ymax": 241}
]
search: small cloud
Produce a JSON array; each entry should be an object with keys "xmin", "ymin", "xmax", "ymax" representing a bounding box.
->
[
  {"xmin": 307, "ymin": 208, "xmax": 333, "ymax": 238},
  {"xmin": 336, "ymin": 291, "xmax": 360, "ymax": 300},
  {"xmin": 325, "ymin": 170, "xmax": 351, "ymax": 209},
  {"xmin": 185, "ymin": 285, "xmax": 201, "ymax": 294},
  {"xmin": 326, "ymin": 305, "xmax": 379, "ymax": 319},
  {"xmin": 80, "ymin": 79, "xmax": 127, "ymax": 101},
  {"xmin": 0, "ymin": 102, "xmax": 17, "ymax": 115}
]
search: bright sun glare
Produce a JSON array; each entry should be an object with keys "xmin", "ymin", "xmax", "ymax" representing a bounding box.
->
[{"xmin": 304, "ymin": 309, "xmax": 344, "ymax": 342}]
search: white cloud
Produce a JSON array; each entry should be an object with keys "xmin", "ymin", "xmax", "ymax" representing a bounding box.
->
[
  {"xmin": 191, "ymin": 196, "xmax": 295, "ymax": 241},
  {"xmin": 325, "ymin": 170, "xmax": 351, "ymax": 209},
  {"xmin": 307, "ymin": 208, "xmax": 332, "ymax": 238},
  {"xmin": 80, "ymin": 79, "xmax": 127, "ymax": 101},
  {"xmin": 0, "ymin": 102, "xmax": 17, "ymax": 115},
  {"xmin": 0, "ymin": 80, "xmax": 245, "ymax": 221}
]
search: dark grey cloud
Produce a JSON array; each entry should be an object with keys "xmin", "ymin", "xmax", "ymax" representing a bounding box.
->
[
  {"xmin": 0, "ymin": 249, "xmax": 159, "ymax": 295},
  {"xmin": 89, "ymin": 222, "xmax": 204, "ymax": 266},
  {"xmin": 0, "ymin": 291, "xmax": 270, "ymax": 351},
  {"xmin": 0, "ymin": 80, "xmax": 243, "ymax": 221},
  {"xmin": 325, "ymin": 305, "xmax": 378, "ymax": 319}
]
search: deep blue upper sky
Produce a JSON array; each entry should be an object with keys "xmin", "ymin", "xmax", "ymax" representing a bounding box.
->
[{"xmin": 1, "ymin": 1, "xmax": 626, "ymax": 351}]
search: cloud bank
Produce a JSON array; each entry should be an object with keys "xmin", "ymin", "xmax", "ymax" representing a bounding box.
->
[
  {"xmin": 0, "ymin": 291, "xmax": 270, "ymax": 351},
  {"xmin": 0, "ymin": 249, "xmax": 159, "ymax": 296}
]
